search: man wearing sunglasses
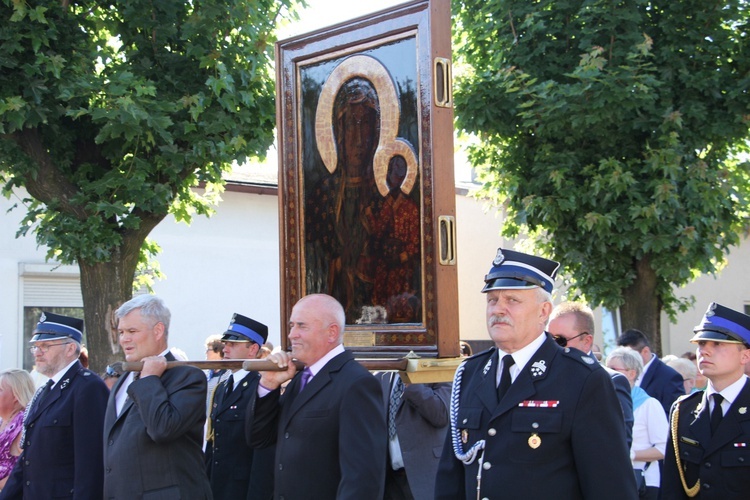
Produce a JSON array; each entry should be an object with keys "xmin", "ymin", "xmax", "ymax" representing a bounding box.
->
[
  {"xmin": 548, "ymin": 302, "xmax": 634, "ymax": 448},
  {"xmin": 0, "ymin": 312, "xmax": 109, "ymax": 500},
  {"xmin": 436, "ymin": 248, "xmax": 636, "ymax": 500}
]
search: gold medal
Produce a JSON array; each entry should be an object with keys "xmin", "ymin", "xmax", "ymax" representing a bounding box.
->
[
  {"xmin": 461, "ymin": 429, "xmax": 469, "ymax": 444},
  {"xmin": 528, "ymin": 433, "xmax": 541, "ymax": 449}
]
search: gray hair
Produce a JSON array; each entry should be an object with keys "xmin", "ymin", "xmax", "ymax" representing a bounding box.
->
[
  {"xmin": 665, "ymin": 356, "xmax": 697, "ymax": 380},
  {"xmin": 606, "ymin": 347, "xmax": 644, "ymax": 379},
  {"xmin": 116, "ymin": 295, "xmax": 171, "ymax": 337},
  {"xmin": 535, "ymin": 287, "xmax": 553, "ymax": 305}
]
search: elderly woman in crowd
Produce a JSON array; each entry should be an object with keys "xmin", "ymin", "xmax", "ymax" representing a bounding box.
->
[
  {"xmin": 0, "ymin": 369, "xmax": 34, "ymax": 490},
  {"xmin": 663, "ymin": 354, "xmax": 699, "ymax": 395},
  {"xmin": 606, "ymin": 347, "xmax": 669, "ymax": 500}
]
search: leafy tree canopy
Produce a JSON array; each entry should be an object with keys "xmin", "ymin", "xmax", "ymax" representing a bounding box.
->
[
  {"xmin": 0, "ymin": 0, "xmax": 299, "ymax": 369},
  {"xmin": 454, "ymin": 0, "xmax": 750, "ymax": 336}
]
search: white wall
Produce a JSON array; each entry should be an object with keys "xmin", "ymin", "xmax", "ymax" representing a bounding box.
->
[
  {"xmin": 662, "ymin": 240, "xmax": 750, "ymax": 357},
  {"xmin": 147, "ymin": 189, "xmax": 281, "ymax": 359},
  {"xmin": 0, "ymin": 188, "xmax": 280, "ymax": 369},
  {"xmin": 2, "ymin": 184, "xmax": 747, "ymax": 369}
]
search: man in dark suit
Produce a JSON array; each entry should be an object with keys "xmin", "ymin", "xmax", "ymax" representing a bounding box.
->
[
  {"xmin": 435, "ymin": 248, "xmax": 637, "ymax": 499},
  {"xmin": 0, "ymin": 312, "xmax": 109, "ymax": 500},
  {"xmin": 663, "ymin": 302, "xmax": 750, "ymax": 499},
  {"xmin": 248, "ymin": 294, "xmax": 386, "ymax": 500},
  {"xmin": 617, "ymin": 328, "xmax": 685, "ymax": 415},
  {"xmin": 103, "ymin": 295, "xmax": 212, "ymax": 499},
  {"xmin": 548, "ymin": 301, "xmax": 634, "ymax": 448},
  {"xmin": 206, "ymin": 313, "xmax": 273, "ymax": 499},
  {"xmin": 373, "ymin": 372, "xmax": 450, "ymax": 500}
]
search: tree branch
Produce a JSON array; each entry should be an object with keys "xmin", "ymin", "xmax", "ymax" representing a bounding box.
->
[{"xmin": 12, "ymin": 128, "xmax": 89, "ymax": 220}]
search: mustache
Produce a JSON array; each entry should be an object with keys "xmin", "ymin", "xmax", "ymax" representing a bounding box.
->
[{"xmin": 488, "ymin": 315, "xmax": 513, "ymax": 327}]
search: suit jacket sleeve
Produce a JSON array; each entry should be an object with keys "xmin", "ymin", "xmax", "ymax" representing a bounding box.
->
[
  {"xmin": 247, "ymin": 388, "xmax": 281, "ymax": 448},
  {"xmin": 129, "ymin": 367, "xmax": 206, "ymax": 443},
  {"xmin": 337, "ymin": 372, "xmax": 387, "ymax": 500},
  {"xmin": 402, "ymin": 383, "xmax": 450, "ymax": 428},
  {"xmin": 611, "ymin": 372, "xmax": 634, "ymax": 449},
  {"xmin": 572, "ymin": 368, "xmax": 638, "ymax": 499},
  {"xmin": 73, "ymin": 376, "xmax": 109, "ymax": 499},
  {"xmin": 435, "ymin": 425, "xmax": 465, "ymax": 500}
]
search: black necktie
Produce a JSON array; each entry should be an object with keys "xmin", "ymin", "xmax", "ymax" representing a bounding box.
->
[
  {"xmin": 710, "ymin": 393, "xmax": 724, "ymax": 435},
  {"xmin": 497, "ymin": 354, "xmax": 515, "ymax": 402},
  {"xmin": 224, "ymin": 374, "xmax": 234, "ymax": 398}
]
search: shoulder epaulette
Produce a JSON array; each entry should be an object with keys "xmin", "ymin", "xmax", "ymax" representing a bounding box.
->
[{"xmin": 560, "ymin": 348, "xmax": 601, "ymax": 370}]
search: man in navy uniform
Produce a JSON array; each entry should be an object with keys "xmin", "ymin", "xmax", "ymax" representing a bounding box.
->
[
  {"xmin": 0, "ymin": 312, "xmax": 109, "ymax": 499},
  {"xmin": 662, "ymin": 302, "xmax": 750, "ymax": 499},
  {"xmin": 435, "ymin": 248, "xmax": 637, "ymax": 499},
  {"xmin": 206, "ymin": 313, "xmax": 273, "ymax": 499}
]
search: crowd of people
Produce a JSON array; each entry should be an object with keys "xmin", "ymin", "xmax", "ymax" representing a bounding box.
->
[{"xmin": 0, "ymin": 247, "xmax": 748, "ymax": 499}]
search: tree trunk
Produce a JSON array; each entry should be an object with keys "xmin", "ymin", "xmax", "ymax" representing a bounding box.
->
[
  {"xmin": 78, "ymin": 231, "xmax": 150, "ymax": 374},
  {"xmin": 620, "ymin": 254, "xmax": 663, "ymax": 356}
]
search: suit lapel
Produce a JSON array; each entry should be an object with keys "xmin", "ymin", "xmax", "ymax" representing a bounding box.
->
[
  {"xmin": 217, "ymin": 372, "xmax": 255, "ymax": 414},
  {"xmin": 686, "ymin": 391, "xmax": 712, "ymax": 453},
  {"xmin": 28, "ymin": 362, "xmax": 80, "ymax": 424},
  {"xmin": 475, "ymin": 350, "xmax": 499, "ymax": 413},
  {"xmin": 492, "ymin": 337, "xmax": 559, "ymax": 419},
  {"xmin": 640, "ymin": 356, "xmax": 658, "ymax": 392},
  {"xmin": 284, "ymin": 351, "xmax": 352, "ymax": 424},
  {"xmin": 704, "ymin": 379, "xmax": 750, "ymax": 456}
]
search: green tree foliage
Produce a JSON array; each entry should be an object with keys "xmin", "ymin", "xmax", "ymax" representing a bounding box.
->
[
  {"xmin": 454, "ymin": 0, "xmax": 750, "ymax": 349},
  {"xmin": 0, "ymin": 0, "xmax": 299, "ymax": 370}
]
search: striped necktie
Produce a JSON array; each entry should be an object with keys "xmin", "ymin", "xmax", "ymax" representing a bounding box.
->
[{"xmin": 20, "ymin": 379, "xmax": 54, "ymax": 447}]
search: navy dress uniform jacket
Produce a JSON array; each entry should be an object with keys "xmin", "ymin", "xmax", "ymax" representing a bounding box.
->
[
  {"xmin": 103, "ymin": 353, "xmax": 212, "ymax": 499},
  {"xmin": 435, "ymin": 335, "xmax": 638, "ymax": 500},
  {"xmin": 662, "ymin": 378, "xmax": 750, "ymax": 500},
  {"xmin": 640, "ymin": 355, "xmax": 685, "ymax": 416},
  {"xmin": 248, "ymin": 350, "xmax": 386, "ymax": 500},
  {"xmin": 206, "ymin": 370, "xmax": 273, "ymax": 500},
  {"xmin": 0, "ymin": 361, "xmax": 108, "ymax": 500}
]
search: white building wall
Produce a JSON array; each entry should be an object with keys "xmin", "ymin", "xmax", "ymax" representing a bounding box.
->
[
  {"xmin": 0, "ymin": 188, "xmax": 280, "ymax": 369},
  {"xmin": 1, "ymin": 185, "xmax": 747, "ymax": 369}
]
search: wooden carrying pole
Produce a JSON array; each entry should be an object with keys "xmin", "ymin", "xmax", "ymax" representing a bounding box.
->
[
  {"xmin": 110, "ymin": 358, "xmax": 410, "ymax": 375},
  {"xmin": 110, "ymin": 356, "xmax": 464, "ymax": 382}
]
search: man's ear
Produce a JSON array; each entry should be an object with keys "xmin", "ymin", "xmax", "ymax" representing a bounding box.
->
[
  {"xmin": 153, "ymin": 321, "xmax": 166, "ymax": 342},
  {"xmin": 327, "ymin": 323, "xmax": 341, "ymax": 344}
]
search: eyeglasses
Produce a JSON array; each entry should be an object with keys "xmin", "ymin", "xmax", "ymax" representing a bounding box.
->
[
  {"xmin": 553, "ymin": 332, "xmax": 590, "ymax": 348},
  {"xmin": 105, "ymin": 365, "xmax": 121, "ymax": 378},
  {"xmin": 29, "ymin": 342, "xmax": 72, "ymax": 354}
]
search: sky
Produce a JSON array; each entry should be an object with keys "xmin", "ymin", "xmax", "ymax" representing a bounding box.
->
[{"xmin": 278, "ymin": 0, "xmax": 404, "ymax": 39}]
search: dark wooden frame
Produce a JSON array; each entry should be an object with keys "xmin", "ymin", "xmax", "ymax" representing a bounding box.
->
[{"xmin": 276, "ymin": 0, "xmax": 459, "ymax": 358}]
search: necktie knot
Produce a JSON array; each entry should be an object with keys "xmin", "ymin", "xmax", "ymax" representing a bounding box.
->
[
  {"xmin": 299, "ymin": 368, "xmax": 313, "ymax": 392},
  {"xmin": 497, "ymin": 354, "xmax": 515, "ymax": 402}
]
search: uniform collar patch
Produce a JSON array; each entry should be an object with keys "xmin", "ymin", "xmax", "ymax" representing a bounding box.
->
[{"xmin": 530, "ymin": 360, "xmax": 547, "ymax": 377}]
